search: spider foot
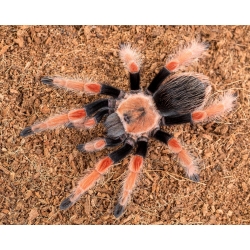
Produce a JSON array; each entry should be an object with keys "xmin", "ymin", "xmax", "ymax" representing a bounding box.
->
[
  {"xmin": 20, "ymin": 126, "xmax": 34, "ymax": 137},
  {"xmin": 60, "ymin": 196, "xmax": 74, "ymax": 210},
  {"xmin": 76, "ymin": 144, "xmax": 85, "ymax": 152},
  {"xmin": 189, "ymin": 173, "xmax": 200, "ymax": 182},
  {"xmin": 113, "ymin": 203, "xmax": 125, "ymax": 218},
  {"xmin": 41, "ymin": 76, "xmax": 54, "ymax": 86},
  {"xmin": 65, "ymin": 122, "xmax": 75, "ymax": 128}
]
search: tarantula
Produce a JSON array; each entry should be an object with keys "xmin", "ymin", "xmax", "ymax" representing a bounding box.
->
[{"xmin": 20, "ymin": 41, "xmax": 236, "ymax": 218}]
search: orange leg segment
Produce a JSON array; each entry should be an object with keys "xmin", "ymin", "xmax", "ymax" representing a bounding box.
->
[
  {"xmin": 69, "ymin": 157, "xmax": 113, "ymax": 205},
  {"xmin": 119, "ymin": 155, "xmax": 143, "ymax": 207},
  {"xmin": 168, "ymin": 138, "xmax": 199, "ymax": 182},
  {"xmin": 20, "ymin": 108, "xmax": 87, "ymax": 137},
  {"xmin": 20, "ymin": 100, "xmax": 110, "ymax": 137},
  {"xmin": 192, "ymin": 92, "xmax": 236, "ymax": 123},
  {"xmin": 31, "ymin": 108, "xmax": 86, "ymax": 133},
  {"xmin": 165, "ymin": 40, "xmax": 208, "ymax": 72},
  {"xmin": 67, "ymin": 117, "xmax": 97, "ymax": 130},
  {"xmin": 114, "ymin": 138, "xmax": 148, "ymax": 218},
  {"xmin": 77, "ymin": 137, "xmax": 124, "ymax": 153},
  {"xmin": 78, "ymin": 138, "xmax": 107, "ymax": 152},
  {"xmin": 147, "ymin": 40, "xmax": 207, "ymax": 94},
  {"xmin": 41, "ymin": 76, "xmax": 102, "ymax": 94},
  {"xmin": 119, "ymin": 44, "xmax": 141, "ymax": 73},
  {"xmin": 60, "ymin": 140, "xmax": 134, "ymax": 211}
]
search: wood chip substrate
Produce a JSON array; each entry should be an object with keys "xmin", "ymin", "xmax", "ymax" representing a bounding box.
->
[{"xmin": 0, "ymin": 26, "xmax": 249, "ymax": 225}]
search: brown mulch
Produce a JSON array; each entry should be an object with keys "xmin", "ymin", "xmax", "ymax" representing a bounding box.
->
[{"xmin": 0, "ymin": 25, "xmax": 249, "ymax": 225}]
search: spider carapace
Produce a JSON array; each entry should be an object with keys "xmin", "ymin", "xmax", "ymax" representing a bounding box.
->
[
  {"xmin": 21, "ymin": 41, "xmax": 236, "ymax": 218},
  {"xmin": 115, "ymin": 93, "xmax": 161, "ymax": 135}
]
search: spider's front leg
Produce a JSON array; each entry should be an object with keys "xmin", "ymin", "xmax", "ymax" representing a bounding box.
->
[
  {"xmin": 147, "ymin": 40, "xmax": 208, "ymax": 94},
  {"xmin": 114, "ymin": 137, "xmax": 148, "ymax": 218},
  {"xmin": 60, "ymin": 138, "xmax": 135, "ymax": 211},
  {"xmin": 153, "ymin": 130, "xmax": 199, "ymax": 182},
  {"xmin": 119, "ymin": 44, "xmax": 142, "ymax": 91},
  {"xmin": 41, "ymin": 76, "xmax": 123, "ymax": 98},
  {"xmin": 20, "ymin": 99, "xmax": 112, "ymax": 137}
]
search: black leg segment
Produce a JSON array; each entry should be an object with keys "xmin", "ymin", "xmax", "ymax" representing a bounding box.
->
[
  {"xmin": 162, "ymin": 113, "xmax": 192, "ymax": 126},
  {"xmin": 147, "ymin": 67, "xmax": 171, "ymax": 94},
  {"xmin": 153, "ymin": 129, "xmax": 172, "ymax": 144},
  {"xmin": 113, "ymin": 137, "xmax": 148, "ymax": 218},
  {"xmin": 94, "ymin": 108, "xmax": 109, "ymax": 123},
  {"xmin": 84, "ymin": 99, "xmax": 109, "ymax": 116},
  {"xmin": 135, "ymin": 137, "xmax": 148, "ymax": 158},
  {"xmin": 109, "ymin": 138, "xmax": 135, "ymax": 164},
  {"xmin": 130, "ymin": 72, "xmax": 140, "ymax": 91},
  {"xmin": 100, "ymin": 84, "xmax": 123, "ymax": 98},
  {"xmin": 105, "ymin": 137, "xmax": 125, "ymax": 147}
]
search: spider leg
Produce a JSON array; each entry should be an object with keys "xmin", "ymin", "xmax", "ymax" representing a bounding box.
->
[
  {"xmin": 20, "ymin": 99, "xmax": 112, "ymax": 137},
  {"xmin": 119, "ymin": 44, "xmax": 142, "ymax": 91},
  {"xmin": 153, "ymin": 130, "xmax": 199, "ymax": 182},
  {"xmin": 114, "ymin": 137, "xmax": 148, "ymax": 218},
  {"xmin": 165, "ymin": 40, "xmax": 208, "ymax": 72},
  {"xmin": 162, "ymin": 91, "xmax": 236, "ymax": 126},
  {"xmin": 147, "ymin": 41, "xmax": 208, "ymax": 94},
  {"xmin": 191, "ymin": 91, "xmax": 237, "ymax": 123},
  {"xmin": 66, "ymin": 107, "xmax": 109, "ymax": 130},
  {"xmin": 147, "ymin": 67, "xmax": 171, "ymax": 94},
  {"xmin": 77, "ymin": 135, "xmax": 125, "ymax": 153},
  {"xmin": 162, "ymin": 113, "xmax": 192, "ymax": 126},
  {"xmin": 60, "ymin": 138, "xmax": 135, "ymax": 210},
  {"xmin": 41, "ymin": 76, "xmax": 123, "ymax": 98}
]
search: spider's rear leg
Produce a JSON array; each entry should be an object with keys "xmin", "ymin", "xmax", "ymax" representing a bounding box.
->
[
  {"xmin": 60, "ymin": 138, "xmax": 135, "ymax": 211},
  {"xmin": 119, "ymin": 44, "xmax": 142, "ymax": 91},
  {"xmin": 161, "ymin": 91, "xmax": 236, "ymax": 125},
  {"xmin": 41, "ymin": 76, "xmax": 123, "ymax": 98},
  {"xmin": 153, "ymin": 130, "xmax": 199, "ymax": 182},
  {"xmin": 147, "ymin": 40, "xmax": 208, "ymax": 94},
  {"xmin": 20, "ymin": 99, "xmax": 111, "ymax": 137},
  {"xmin": 162, "ymin": 113, "xmax": 193, "ymax": 126},
  {"xmin": 191, "ymin": 92, "xmax": 237, "ymax": 123},
  {"xmin": 114, "ymin": 137, "xmax": 148, "ymax": 218}
]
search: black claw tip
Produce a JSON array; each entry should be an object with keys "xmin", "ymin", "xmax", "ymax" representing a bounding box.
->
[
  {"xmin": 113, "ymin": 203, "xmax": 125, "ymax": 218},
  {"xmin": 60, "ymin": 197, "xmax": 73, "ymax": 210},
  {"xmin": 41, "ymin": 76, "xmax": 54, "ymax": 86},
  {"xmin": 190, "ymin": 174, "xmax": 200, "ymax": 182},
  {"xmin": 20, "ymin": 126, "xmax": 34, "ymax": 137},
  {"xmin": 66, "ymin": 122, "xmax": 74, "ymax": 128},
  {"xmin": 203, "ymin": 41, "xmax": 210, "ymax": 50},
  {"xmin": 233, "ymin": 92, "xmax": 238, "ymax": 98},
  {"xmin": 76, "ymin": 144, "xmax": 85, "ymax": 152}
]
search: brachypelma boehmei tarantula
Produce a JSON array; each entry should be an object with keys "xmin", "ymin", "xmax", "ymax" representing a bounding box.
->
[{"xmin": 20, "ymin": 41, "xmax": 236, "ymax": 218}]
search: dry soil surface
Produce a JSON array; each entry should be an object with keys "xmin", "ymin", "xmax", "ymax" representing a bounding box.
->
[{"xmin": 0, "ymin": 25, "xmax": 249, "ymax": 225}]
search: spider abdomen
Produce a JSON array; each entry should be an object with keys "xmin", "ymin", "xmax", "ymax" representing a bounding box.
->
[{"xmin": 153, "ymin": 74, "xmax": 210, "ymax": 116}]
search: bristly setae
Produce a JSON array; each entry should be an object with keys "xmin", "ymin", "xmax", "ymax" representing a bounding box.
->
[{"xmin": 20, "ymin": 40, "xmax": 236, "ymax": 218}]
